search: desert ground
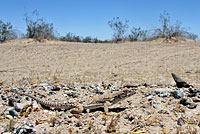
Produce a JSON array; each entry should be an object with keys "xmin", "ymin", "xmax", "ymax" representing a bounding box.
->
[
  {"xmin": 0, "ymin": 38, "xmax": 200, "ymax": 86},
  {"xmin": 0, "ymin": 38, "xmax": 200, "ymax": 134}
]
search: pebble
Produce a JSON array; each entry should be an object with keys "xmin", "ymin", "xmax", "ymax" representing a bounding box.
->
[
  {"xmin": 8, "ymin": 98, "xmax": 15, "ymax": 106},
  {"xmin": 153, "ymin": 88, "xmax": 174, "ymax": 93},
  {"xmin": 158, "ymin": 91, "xmax": 170, "ymax": 97},
  {"xmin": 93, "ymin": 87, "xmax": 104, "ymax": 94},
  {"xmin": 177, "ymin": 117, "xmax": 185, "ymax": 126},
  {"xmin": 9, "ymin": 109, "xmax": 19, "ymax": 117},
  {"xmin": 51, "ymin": 85, "xmax": 61, "ymax": 91},
  {"xmin": 172, "ymin": 90, "xmax": 184, "ymax": 99},
  {"xmin": 15, "ymin": 102, "xmax": 32, "ymax": 111},
  {"xmin": 180, "ymin": 97, "xmax": 197, "ymax": 109},
  {"xmin": 146, "ymin": 96, "xmax": 153, "ymax": 101},
  {"xmin": 5, "ymin": 115, "xmax": 13, "ymax": 120},
  {"xmin": 14, "ymin": 124, "xmax": 36, "ymax": 134},
  {"xmin": 1, "ymin": 95, "xmax": 7, "ymax": 100},
  {"xmin": 32, "ymin": 101, "xmax": 40, "ymax": 111}
]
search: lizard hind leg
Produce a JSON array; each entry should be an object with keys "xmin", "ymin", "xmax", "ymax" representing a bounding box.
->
[{"xmin": 70, "ymin": 103, "xmax": 84, "ymax": 114}]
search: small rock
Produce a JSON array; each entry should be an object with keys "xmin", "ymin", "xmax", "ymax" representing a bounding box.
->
[
  {"xmin": 196, "ymin": 92, "xmax": 200, "ymax": 98},
  {"xmin": 177, "ymin": 117, "xmax": 185, "ymax": 126},
  {"xmin": 171, "ymin": 73, "xmax": 190, "ymax": 88},
  {"xmin": 32, "ymin": 101, "xmax": 40, "ymax": 111},
  {"xmin": 1, "ymin": 95, "xmax": 7, "ymax": 100},
  {"xmin": 14, "ymin": 124, "xmax": 36, "ymax": 134},
  {"xmin": 172, "ymin": 90, "xmax": 184, "ymax": 99},
  {"xmin": 93, "ymin": 87, "xmax": 103, "ymax": 94},
  {"xmin": 159, "ymin": 91, "xmax": 170, "ymax": 97},
  {"xmin": 66, "ymin": 92, "xmax": 79, "ymax": 98},
  {"xmin": 147, "ymin": 96, "xmax": 153, "ymax": 101},
  {"xmin": 180, "ymin": 97, "xmax": 197, "ymax": 109},
  {"xmin": 187, "ymin": 103, "xmax": 197, "ymax": 109},
  {"xmin": 48, "ymin": 92, "xmax": 56, "ymax": 96},
  {"xmin": 144, "ymin": 92, "xmax": 151, "ymax": 97},
  {"xmin": 51, "ymin": 85, "xmax": 61, "ymax": 91},
  {"xmin": 15, "ymin": 102, "xmax": 32, "ymax": 111},
  {"xmin": 192, "ymin": 97, "xmax": 200, "ymax": 102},
  {"xmin": 153, "ymin": 88, "xmax": 174, "ymax": 97},
  {"xmin": 5, "ymin": 115, "xmax": 13, "ymax": 120},
  {"xmin": 9, "ymin": 109, "xmax": 18, "ymax": 117},
  {"xmin": 8, "ymin": 98, "xmax": 15, "ymax": 106},
  {"xmin": 39, "ymin": 83, "xmax": 48, "ymax": 87},
  {"xmin": 153, "ymin": 104, "xmax": 157, "ymax": 109}
]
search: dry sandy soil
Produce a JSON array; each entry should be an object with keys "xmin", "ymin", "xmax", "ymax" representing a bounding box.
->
[
  {"xmin": 1, "ymin": 38, "xmax": 200, "ymax": 134},
  {"xmin": 0, "ymin": 38, "xmax": 200, "ymax": 86}
]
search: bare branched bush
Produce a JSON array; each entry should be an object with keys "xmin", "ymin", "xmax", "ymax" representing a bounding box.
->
[
  {"xmin": 0, "ymin": 20, "xmax": 17, "ymax": 42},
  {"xmin": 128, "ymin": 27, "xmax": 147, "ymax": 41},
  {"xmin": 152, "ymin": 11, "xmax": 198, "ymax": 40},
  {"xmin": 25, "ymin": 10, "xmax": 56, "ymax": 40},
  {"xmin": 108, "ymin": 17, "xmax": 129, "ymax": 42}
]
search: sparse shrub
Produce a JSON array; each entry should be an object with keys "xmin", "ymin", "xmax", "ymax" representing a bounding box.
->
[
  {"xmin": 128, "ymin": 27, "xmax": 147, "ymax": 41},
  {"xmin": 0, "ymin": 20, "xmax": 17, "ymax": 42},
  {"xmin": 152, "ymin": 11, "xmax": 198, "ymax": 40},
  {"xmin": 82, "ymin": 36, "xmax": 92, "ymax": 43},
  {"xmin": 24, "ymin": 10, "xmax": 56, "ymax": 40},
  {"xmin": 60, "ymin": 32, "xmax": 82, "ymax": 42},
  {"xmin": 108, "ymin": 17, "xmax": 129, "ymax": 42}
]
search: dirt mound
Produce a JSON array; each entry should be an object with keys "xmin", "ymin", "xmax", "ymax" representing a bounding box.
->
[
  {"xmin": 1, "ymin": 38, "xmax": 63, "ymax": 45},
  {"xmin": 146, "ymin": 36, "xmax": 197, "ymax": 44}
]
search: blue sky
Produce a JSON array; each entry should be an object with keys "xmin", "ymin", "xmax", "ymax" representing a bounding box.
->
[{"xmin": 0, "ymin": 0, "xmax": 199, "ymax": 40}]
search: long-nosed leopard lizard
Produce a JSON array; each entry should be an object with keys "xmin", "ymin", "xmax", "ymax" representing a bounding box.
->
[{"xmin": 11, "ymin": 89, "xmax": 136, "ymax": 113}]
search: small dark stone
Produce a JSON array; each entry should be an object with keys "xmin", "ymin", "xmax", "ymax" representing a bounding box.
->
[
  {"xmin": 180, "ymin": 97, "xmax": 197, "ymax": 109},
  {"xmin": 93, "ymin": 88, "xmax": 103, "ymax": 94},
  {"xmin": 51, "ymin": 85, "xmax": 61, "ymax": 91},
  {"xmin": 172, "ymin": 90, "xmax": 184, "ymax": 99},
  {"xmin": 171, "ymin": 73, "xmax": 190, "ymax": 88},
  {"xmin": 48, "ymin": 92, "xmax": 56, "ymax": 96},
  {"xmin": 180, "ymin": 98, "xmax": 190, "ymax": 106},
  {"xmin": 197, "ymin": 92, "xmax": 200, "ymax": 98},
  {"xmin": 1, "ymin": 95, "xmax": 7, "ymax": 100},
  {"xmin": 8, "ymin": 98, "xmax": 15, "ymax": 106},
  {"xmin": 177, "ymin": 118, "xmax": 185, "ymax": 126},
  {"xmin": 14, "ymin": 125, "xmax": 36, "ymax": 134},
  {"xmin": 9, "ymin": 109, "xmax": 18, "ymax": 117},
  {"xmin": 157, "ymin": 124, "xmax": 164, "ymax": 128},
  {"xmin": 158, "ymin": 91, "xmax": 169, "ymax": 97},
  {"xmin": 187, "ymin": 103, "xmax": 197, "ymax": 109}
]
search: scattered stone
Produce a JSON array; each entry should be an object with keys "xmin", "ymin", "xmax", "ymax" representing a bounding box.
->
[
  {"xmin": 48, "ymin": 91, "xmax": 56, "ymax": 96},
  {"xmin": 51, "ymin": 85, "xmax": 61, "ymax": 91},
  {"xmin": 32, "ymin": 101, "xmax": 40, "ymax": 111},
  {"xmin": 158, "ymin": 91, "xmax": 170, "ymax": 97},
  {"xmin": 9, "ymin": 109, "xmax": 18, "ymax": 117},
  {"xmin": 177, "ymin": 117, "xmax": 185, "ymax": 126},
  {"xmin": 147, "ymin": 96, "xmax": 153, "ymax": 101},
  {"xmin": 153, "ymin": 88, "xmax": 174, "ymax": 94},
  {"xmin": 187, "ymin": 103, "xmax": 197, "ymax": 109},
  {"xmin": 15, "ymin": 102, "xmax": 32, "ymax": 111},
  {"xmin": 8, "ymin": 98, "xmax": 15, "ymax": 106},
  {"xmin": 171, "ymin": 73, "xmax": 190, "ymax": 88},
  {"xmin": 1, "ymin": 95, "xmax": 7, "ymax": 100},
  {"xmin": 93, "ymin": 87, "xmax": 104, "ymax": 94},
  {"xmin": 192, "ymin": 97, "xmax": 200, "ymax": 102},
  {"xmin": 14, "ymin": 124, "xmax": 36, "ymax": 134},
  {"xmin": 196, "ymin": 92, "xmax": 200, "ymax": 98},
  {"xmin": 123, "ymin": 84, "xmax": 139, "ymax": 88},
  {"xmin": 172, "ymin": 90, "xmax": 184, "ymax": 99},
  {"xmin": 180, "ymin": 97, "xmax": 197, "ymax": 109},
  {"xmin": 5, "ymin": 115, "xmax": 13, "ymax": 120}
]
